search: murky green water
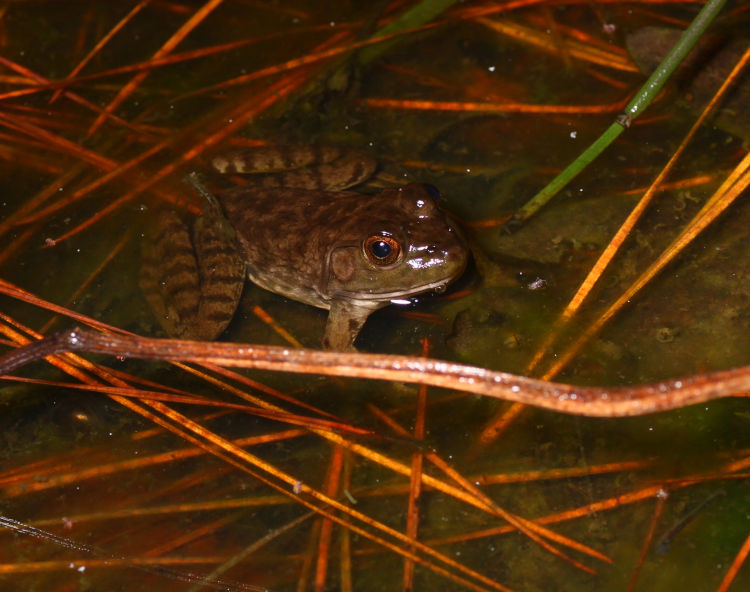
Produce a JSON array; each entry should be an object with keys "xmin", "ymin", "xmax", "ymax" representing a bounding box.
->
[{"xmin": 1, "ymin": 2, "xmax": 749, "ymax": 591}]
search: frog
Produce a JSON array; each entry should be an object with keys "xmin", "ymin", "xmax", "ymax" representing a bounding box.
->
[{"xmin": 139, "ymin": 145, "xmax": 469, "ymax": 350}]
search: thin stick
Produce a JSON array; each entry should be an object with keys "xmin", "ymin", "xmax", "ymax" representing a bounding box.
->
[{"xmin": 1, "ymin": 327, "xmax": 747, "ymax": 418}]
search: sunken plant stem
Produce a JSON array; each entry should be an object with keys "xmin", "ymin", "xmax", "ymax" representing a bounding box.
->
[{"xmin": 0, "ymin": 327, "xmax": 747, "ymax": 418}]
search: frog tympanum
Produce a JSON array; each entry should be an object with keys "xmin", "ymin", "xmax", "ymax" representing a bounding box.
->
[{"xmin": 140, "ymin": 145, "xmax": 468, "ymax": 350}]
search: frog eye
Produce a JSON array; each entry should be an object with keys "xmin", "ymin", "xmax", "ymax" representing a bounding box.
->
[{"xmin": 364, "ymin": 234, "xmax": 401, "ymax": 266}]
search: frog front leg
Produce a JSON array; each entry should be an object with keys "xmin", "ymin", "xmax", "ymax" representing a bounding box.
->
[{"xmin": 322, "ymin": 301, "xmax": 375, "ymax": 350}]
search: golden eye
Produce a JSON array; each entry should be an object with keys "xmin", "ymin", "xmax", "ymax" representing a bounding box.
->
[{"xmin": 364, "ymin": 234, "xmax": 401, "ymax": 266}]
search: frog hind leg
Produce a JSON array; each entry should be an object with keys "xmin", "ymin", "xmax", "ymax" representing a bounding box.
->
[
  {"xmin": 322, "ymin": 301, "xmax": 374, "ymax": 351},
  {"xmin": 260, "ymin": 150, "xmax": 376, "ymax": 191},
  {"xmin": 190, "ymin": 212, "xmax": 246, "ymax": 340},
  {"xmin": 139, "ymin": 210, "xmax": 244, "ymax": 341},
  {"xmin": 139, "ymin": 210, "xmax": 202, "ymax": 338},
  {"xmin": 212, "ymin": 145, "xmax": 376, "ymax": 191}
]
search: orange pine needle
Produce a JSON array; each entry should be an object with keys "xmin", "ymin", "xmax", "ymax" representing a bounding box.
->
[
  {"xmin": 525, "ymin": 46, "xmax": 750, "ymax": 384},
  {"xmin": 87, "ymin": 0, "xmax": 227, "ymax": 135},
  {"xmin": 619, "ymin": 174, "xmax": 716, "ymax": 196},
  {"xmin": 143, "ymin": 514, "xmax": 238, "ymax": 557},
  {"xmin": 477, "ymin": 17, "xmax": 637, "ymax": 72},
  {"xmin": 428, "ymin": 484, "xmax": 668, "ymax": 547},
  {"xmin": 0, "ymin": 109, "xmax": 116, "ymax": 170},
  {"xmin": 3, "ymin": 24, "xmax": 351, "ymax": 103},
  {"xmin": 0, "ymin": 428, "xmax": 302, "ymax": 498},
  {"xmin": 344, "ymin": 459, "xmax": 654, "ymax": 501},
  {"xmin": 40, "ymin": 231, "xmax": 132, "ymax": 333},
  {"xmin": 367, "ymin": 402, "xmax": 610, "ymax": 570},
  {"xmin": 464, "ymin": 215, "xmax": 513, "ymax": 229},
  {"xmin": 0, "ymin": 163, "xmax": 86, "ymax": 239},
  {"xmin": 476, "ymin": 459, "xmax": 652, "ymax": 486},
  {"xmin": 0, "ymin": 557, "xmax": 223, "ymax": 575},
  {"xmin": 0, "ymin": 226, "xmax": 38, "ymax": 267},
  {"xmin": 49, "ymin": 74, "xmax": 298, "ymax": 244},
  {"xmin": 25, "ymin": 143, "xmax": 190, "ymax": 229},
  {"xmin": 184, "ymin": 26, "xmax": 425, "ymax": 99},
  {"xmin": 0, "ymin": 374, "xmax": 370, "ymax": 437},
  {"xmin": 6, "ymin": 314, "xmax": 512, "ymax": 590},
  {"xmin": 362, "ymin": 96, "xmax": 628, "ymax": 114},
  {"xmin": 456, "ymin": 0, "xmax": 557, "ymax": 21},
  {"xmin": 716, "ymin": 527, "xmax": 750, "ymax": 592},
  {"xmin": 395, "ymin": 310, "xmax": 444, "ymax": 322},
  {"xmin": 626, "ymin": 489, "xmax": 669, "ymax": 592},
  {"xmin": 252, "ymin": 304, "xmax": 304, "ymax": 348},
  {"xmin": 314, "ymin": 445, "xmax": 345, "ymax": 591},
  {"xmin": 0, "ymin": 279, "xmax": 125, "ymax": 334},
  {"xmin": 51, "ymin": 1, "xmax": 151, "ymax": 104},
  {"xmin": 403, "ymin": 338, "xmax": 429, "ymax": 590},
  {"xmin": 469, "ymin": 401, "xmax": 527, "ymax": 459},
  {"xmin": 197, "ymin": 362, "xmax": 342, "ymax": 420},
  {"xmin": 543, "ymin": 148, "xmax": 750, "ymax": 381},
  {"xmin": 0, "ymin": 56, "xmax": 154, "ymax": 135},
  {"xmin": 339, "ymin": 453, "xmax": 354, "ymax": 592}
]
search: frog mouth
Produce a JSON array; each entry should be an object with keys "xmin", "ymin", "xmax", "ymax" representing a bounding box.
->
[{"xmin": 341, "ymin": 278, "xmax": 455, "ymax": 303}]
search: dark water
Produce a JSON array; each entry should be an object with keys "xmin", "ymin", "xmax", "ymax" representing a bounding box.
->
[{"xmin": 1, "ymin": 2, "xmax": 749, "ymax": 591}]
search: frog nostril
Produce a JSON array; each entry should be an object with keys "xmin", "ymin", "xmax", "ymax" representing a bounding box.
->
[{"xmin": 422, "ymin": 184, "xmax": 441, "ymax": 201}]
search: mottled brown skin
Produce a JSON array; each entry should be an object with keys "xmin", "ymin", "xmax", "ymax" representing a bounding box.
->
[
  {"xmin": 139, "ymin": 201, "xmax": 245, "ymax": 342},
  {"xmin": 141, "ymin": 145, "xmax": 468, "ymax": 350}
]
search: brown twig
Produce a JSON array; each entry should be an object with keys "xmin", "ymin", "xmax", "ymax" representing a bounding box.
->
[{"xmin": 1, "ymin": 327, "xmax": 747, "ymax": 417}]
